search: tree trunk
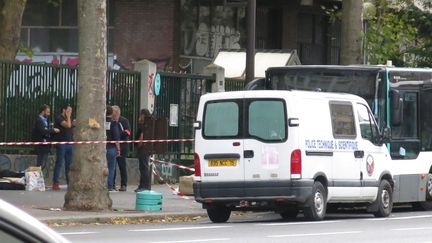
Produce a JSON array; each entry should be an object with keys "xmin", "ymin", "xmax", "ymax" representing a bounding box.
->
[
  {"xmin": 340, "ymin": 0, "xmax": 364, "ymax": 65},
  {"xmin": 0, "ymin": 0, "xmax": 26, "ymax": 61},
  {"xmin": 64, "ymin": 0, "xmax": 111, "ymax": 211}
]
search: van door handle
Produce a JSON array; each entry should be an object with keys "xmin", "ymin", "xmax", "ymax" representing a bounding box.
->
[
  {"xmin": 244, "ymin": 150, "xmax": 254, "ymax": 158},
  {"xmin": 354, "ymin": 150, "xmax": 364, "ymax": 158}
]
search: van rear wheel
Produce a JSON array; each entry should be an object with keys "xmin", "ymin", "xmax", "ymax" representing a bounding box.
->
[
  {"xmin": 373, "ymin": 180, "xmax": 393, "ymax": 218},
  {"xmin": 207, "ymin": 206, "xmax": 231, "ymax": 223},
  {"xmin": 304, "ymin": 181, "xmax": 327, "ymax": 221}
]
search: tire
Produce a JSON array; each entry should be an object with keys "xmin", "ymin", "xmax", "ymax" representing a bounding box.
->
[
  {"xmin": 207, "ymin": 206, "xmax": 231, "ymax": 223},
  {"xmin": 280, "ymin": 208, "xmax": 299, "ymax": 220},
  {"xmin": 373, "ymin": 180, "xmax": 393, "ymax": 218},
  {"xmin": 304, "ymin": 181, "xmax": 327, "ymax": 221},
  {"xmin": 425, "ymin": 174, "xmax": 432, "ymax": 201}
]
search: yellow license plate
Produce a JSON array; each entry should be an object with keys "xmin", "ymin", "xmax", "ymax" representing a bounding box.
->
[{"xmin": 208, "ymin": 159, "xmax": 237, "ymax": 167}]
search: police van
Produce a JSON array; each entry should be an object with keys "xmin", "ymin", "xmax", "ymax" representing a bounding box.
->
[{"xmin": 193, "ymin": 90, "xmax": 394, "ymax": 222}]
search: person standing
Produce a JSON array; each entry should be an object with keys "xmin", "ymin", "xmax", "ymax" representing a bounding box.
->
[
  {"xmin": 112, "ymin": 105, "xmax": 131, "ymax": 192},
  {"xmin": 106, "ymin": 105, "xmax": 121, "ymax": 191},
  {"xmin": 32, "ymin": 105, "xmax": 60, "ymax": 170},
  {"xmin": 135, "ymin": 109, "xmax": 152, "ymax": 192},
  {"xmin": 52, "ymin": 104, "xmax": 74, "ymax": 190}
]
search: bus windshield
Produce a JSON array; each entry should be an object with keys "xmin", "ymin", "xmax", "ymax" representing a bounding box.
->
[
  {"xmin": 267, "ymin": 67, "xmax": 387, "ymax": 128},
  {"xmin": 268, "ymin": 68, "xmax": 381, "ymax": 106}
]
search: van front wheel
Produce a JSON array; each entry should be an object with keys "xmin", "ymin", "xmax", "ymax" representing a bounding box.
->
[
  {"xmin": 207, "ymin": 206, "xmax": 231, "ymax": 223},
  {"xmin": 304, "ymin": 181, "xmax": 327, "ymax": 221},
  {"xmin": 373, "ymin": 180, "xmax": 393, "ymax": 218}
]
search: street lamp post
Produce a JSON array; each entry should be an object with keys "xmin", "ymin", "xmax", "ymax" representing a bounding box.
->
[{"xmin": 246, "ymin": 0, "xmax": 256, "ymax": 83}]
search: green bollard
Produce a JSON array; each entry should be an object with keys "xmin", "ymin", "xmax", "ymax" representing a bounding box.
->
[{"xmin": 135, "ymin": 190, "xmax": 163, "ymax": 211}]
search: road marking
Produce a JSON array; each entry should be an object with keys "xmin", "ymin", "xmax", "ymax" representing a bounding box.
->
[
  {"xmin": 365, "ymin": 215, "xmax": 432, "ymax": 221},
  {"xmin": 149, "ymin": 238, "xmax": 230, "ymax": 243},
  {"xmin": 59, "ymin": 232, "xmax": 98, "ymax": 236},
  {"xmin": 129, "ymin": 226, "xmax": 231, "ymax": 232},
  {"xmin": 268, "ymin": 231, "xmax": 362, "ymax": 238},
  {"xmin": 391, "ymin": 227, "xmax": 432, "ymax": 231},
  {"xmin": 257, "ymin": 220, "xmax": 341, "ymax": 226}
]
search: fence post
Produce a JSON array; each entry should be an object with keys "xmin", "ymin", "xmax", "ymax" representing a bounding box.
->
[
  {"xmin": 134, "ymin": 59, "xmax": 156, "ymax": 114},
  {"xmin": 203, "ymin": 64, "xmax": 225, "ymax": 92}
]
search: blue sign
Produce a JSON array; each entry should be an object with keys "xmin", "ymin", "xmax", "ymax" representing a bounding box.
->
[{"xmin": 154, "ymin": 73, "xmax": 161, "ymax": 96}]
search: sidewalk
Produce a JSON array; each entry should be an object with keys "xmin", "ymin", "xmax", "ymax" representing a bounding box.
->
[{"xmin": 0, "ymin": 185, "xmax": 206, "ymax": 225}]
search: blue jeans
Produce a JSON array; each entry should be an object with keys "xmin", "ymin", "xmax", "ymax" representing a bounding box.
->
[
  {"xmin": 53, "ymin": 144, "xmax": 73, "ymax": 184},
  {"xmin": 106, "ymin": 147, "xmax": 117, "ymax": 190}
]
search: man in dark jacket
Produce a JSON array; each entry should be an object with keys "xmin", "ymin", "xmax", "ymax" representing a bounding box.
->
[
  {"xmin": 112, "ymin": 105, "xmax": 131, "ymax": 192},
  {"xmin": 32, "ymin": 105, "xmax": 59, "ymax": 170},
  {"xmin": 106, "ymin": 105, "xmax": 121, "ymax": 191},
  {"xmin": 52, "ymin": 104, "xmax": 74, "ymax": 190}
]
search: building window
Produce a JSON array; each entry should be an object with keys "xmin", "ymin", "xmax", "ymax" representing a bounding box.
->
[{"xmin": 20, "ymin": 0, "xmax": 114, "ymax": 54}]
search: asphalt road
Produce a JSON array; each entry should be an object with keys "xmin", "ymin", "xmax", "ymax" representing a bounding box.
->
[{"xmin": 56, "ymin": 208, "xmax": 432, "ymax": 243}]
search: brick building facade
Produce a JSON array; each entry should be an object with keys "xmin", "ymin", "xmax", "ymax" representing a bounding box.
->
[{"xmin": 19, "ymin": 0, "xmax": 341, "ymax": 72}]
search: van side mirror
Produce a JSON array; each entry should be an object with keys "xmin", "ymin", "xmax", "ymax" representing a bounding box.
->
[
  {"xmin": 390, "ymin": 89, "xmax": 403, "ymax": 126},
  {"xmin": 380, "ymin": 127, "xmax": 391, "ymax": 144}
]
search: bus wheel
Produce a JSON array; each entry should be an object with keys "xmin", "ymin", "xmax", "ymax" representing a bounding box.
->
[
  {"xmin": 207, "ymin": 205, "xmax": 231, "ymax": 223},
  {"xmin": 426, "ymin": 174, "xmax": 432, "ymax": 200},
  {"xmin": 373, "ymin": 180, "xmax": 393, "ymax": 218},
  {"xmin": 304, "ymin": 181, "xmax": 327, "ymax": 221},
  {"xmin": 412, "ymin": 174, "xmax": 432, "ymax": 211},
  {"xmin": 280, "ymin": 208, "xmax": 299, "ymax": 220}
]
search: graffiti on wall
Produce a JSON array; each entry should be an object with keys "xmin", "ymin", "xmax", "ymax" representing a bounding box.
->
[{"xmin": 181, "ymin": 0, "xmax": 246, "ymax": 58}]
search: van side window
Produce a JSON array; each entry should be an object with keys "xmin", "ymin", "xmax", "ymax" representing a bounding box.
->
[
  {"xmin": 357, "ymin": 103, "xmax": 379, "ymax": 144},
  {"xmin": 204, "ymin": 101, "xmax": 240, "ymax": 138},
  {"xmin": 329, "ymin": 102, "xmax": 356, "ymax": 139},
  {"xmin": 248, "ymin": 100, "xmax": 286, "ymax": 142}
]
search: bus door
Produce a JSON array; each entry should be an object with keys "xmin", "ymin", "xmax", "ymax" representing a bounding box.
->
[{"xmin": 390, "ymin": 90, "xmax": 420, "ymax": 160}]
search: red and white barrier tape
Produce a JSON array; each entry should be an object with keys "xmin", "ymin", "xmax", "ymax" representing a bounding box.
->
[
  {"xmin": 0, "ymin": 139, "xmax": 194, "ymax": 146},
  {"xmin": 151, "ymin": 165, "xmax": 193, "ymax": 200},
  {"xmin": 151, "ymin": 158, "xmax": 195, "ymax": 172}
]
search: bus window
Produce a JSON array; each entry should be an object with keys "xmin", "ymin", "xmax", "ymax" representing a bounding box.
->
[
  {"xmin": 421, "ymin": 89, "xmax": 432, "ymax": 151},
  {"xmin": 391, "ymin": 92, "xmax": 418, "ymax": 139}
]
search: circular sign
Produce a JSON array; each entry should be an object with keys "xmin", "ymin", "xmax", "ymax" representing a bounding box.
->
[
  {"xmin": 0, "ymin": 155, "xmax": 11, "ymax": 171},
  {"xmin": 366, "ymin": 155, "xmax": 375, "ymax": 176},
  {"xmin": 154, "ymin": 73, "xmax": 161, "ymax": 96}
]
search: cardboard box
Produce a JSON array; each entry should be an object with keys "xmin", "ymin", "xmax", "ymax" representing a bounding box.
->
[{"xmin": 179, "ymin": 175, "xmax": 194, "ymax": 195}]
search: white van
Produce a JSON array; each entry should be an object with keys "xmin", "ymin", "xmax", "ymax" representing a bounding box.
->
[{"xmin": 193, "ymin": 90, "xmax": 394, "ymax": 222}]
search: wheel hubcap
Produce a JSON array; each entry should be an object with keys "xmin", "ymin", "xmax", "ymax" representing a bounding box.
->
[
  {"xmin": 314, "ymin": 191, "xmax": 324, "ymax": 215},
  {"xmin": 427, "ymin": 176, "xmax": 432, "ymax": 197},
  {"xmin": 382, "ymin": 189, "xmax": 390, "ymax": 209}
]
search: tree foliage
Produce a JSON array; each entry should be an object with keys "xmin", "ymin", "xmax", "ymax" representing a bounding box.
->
[{"xmin": 365, "ymin": 0, "xmax": 432, "ymax": 67}]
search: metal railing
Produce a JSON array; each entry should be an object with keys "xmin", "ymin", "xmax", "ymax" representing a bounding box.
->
[
  {"xmin": 0, "ymin": 61, "xmax": 140, "ymax": 154},
  {"xmin": 155, "ymin": 72, "xmax": 214, "ymax": 161},
  {"xmin": 225, "ymin": 78, "xmax": 246, "ymax": 91}
]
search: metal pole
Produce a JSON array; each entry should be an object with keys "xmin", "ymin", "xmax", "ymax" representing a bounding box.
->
[{"xmin": 246, "ymin": 0, "xmax": 256, "ymax": 83}]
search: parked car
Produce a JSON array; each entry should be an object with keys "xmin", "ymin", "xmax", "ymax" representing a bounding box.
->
[{"xmin": 0, "ymin": 199, "xmax": 69, "ymax": 243}]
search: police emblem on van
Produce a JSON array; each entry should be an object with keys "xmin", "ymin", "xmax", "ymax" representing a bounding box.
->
[{"xmin": 366, "ymin": 155, "xmax": 375, "ymax": 176}]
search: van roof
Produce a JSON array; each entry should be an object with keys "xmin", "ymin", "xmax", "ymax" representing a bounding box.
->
[{"xmin": 201, "ymin": 90, "xmax": 366, "ymax": 103}]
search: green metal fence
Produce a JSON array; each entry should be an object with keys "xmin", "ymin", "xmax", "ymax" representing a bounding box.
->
[
  {"xmin": 225, "ymin": 78, "xmax": 246, "ymax": 91},
  {"xmin": 155, "ymin": 72, "xmax": 214, "ymax": 161},
  {"xmin": 0, "ymin": 61, "xmax": 140, "ymax": 154}
]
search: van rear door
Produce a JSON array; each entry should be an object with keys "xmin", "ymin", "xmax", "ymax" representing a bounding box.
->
[
  {"xmin": 199, "ymin": 99, "xmax": 245, "ymax": 187},
  {"xmin": 243, "ymin": 94, "xmax": 291, "ymax": 189}
]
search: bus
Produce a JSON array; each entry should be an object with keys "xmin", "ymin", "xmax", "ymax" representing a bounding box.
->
[{"xmin": 247, "ymin": 65, "xmax": 432, "ymax": 209}]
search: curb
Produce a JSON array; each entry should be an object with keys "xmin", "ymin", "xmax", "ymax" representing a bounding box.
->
[{"xmin": 41, "ymin": 212, "xmax": 208, "ymax": 227}]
